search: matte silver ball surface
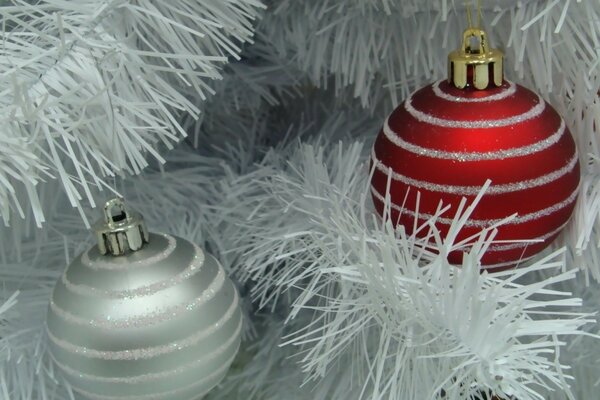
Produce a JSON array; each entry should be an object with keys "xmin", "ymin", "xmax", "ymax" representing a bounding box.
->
[{"xmin": 46, "ymin": 233, "xmax": 242, "ymax": 400}]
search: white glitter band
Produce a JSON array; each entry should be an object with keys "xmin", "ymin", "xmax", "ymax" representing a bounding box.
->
[
  {"xmin": 81, "ymin": 234, "xmax": 177, "ymax": 270},
  {"xmin": 62, "ymin": 245, "xmax": 206, "ymax": 299},
  {"xmin": 50, "ymin": 268, "xmax": 226, "ymax": 329},
  {"xmin": 49, "ymin": 319, "xmax": 241, "ymax": 384},
  {"xmin": 47, "ymin": 289, "xmax": 240, "ymax": 360},
  {"xmin": 432, "ymin": 80, "xmax": 517, "ymax": 103},
  {"xmin": 482, "ymin": 254, "xmax": 537, "ymax": 269},
  {"xmin": 69, "ymin": 351, "xmax": 237, "ymax": 400},
  {"xmin": 382, "ymin": 118, "xmax": 566, "ymax": 161},
  {"xmin": 487, "ymin": 221, "xmax": 569, "ymax": 252},
  {"xmin": 404, "ymin": 93, "xmax": 546, "ymax": 128},
  {"xmin": 370, "ymin": 184, "xmax": 580, "ymax": 228},
  {"xmin": 372, "ymin": 149, "xmax": 579, "ymax": 196}
]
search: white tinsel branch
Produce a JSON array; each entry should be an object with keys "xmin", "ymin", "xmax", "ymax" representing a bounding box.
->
[
  {"xmin": 1, "ymin": 1, "xmax": 599, "ymax": 399},
  {"xmin": 227, "ymin": 137, "xmax": 594, "ymax": 400},
  {"xmin": 0, "ymin": 0, "xmax": 264, "ymax": 227},
  {"xmin": 0, "ymin": 105, "xmax": 597, "ymax": 399}
]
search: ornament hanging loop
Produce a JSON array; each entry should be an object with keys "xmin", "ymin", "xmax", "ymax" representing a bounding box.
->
[
  {"xmin": 462, "ymin": 29, "xmax": 488, "ymax": 55},
  {"xmin": 103, "ymin": 198, "xmax": 129, "ymax": 227},
  {"xmin": 94, "ymin": 198, "xmax": 150, "ymax": 256}
]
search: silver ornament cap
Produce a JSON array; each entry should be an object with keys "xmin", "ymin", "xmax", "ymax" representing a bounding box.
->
[{"xmin": 93, "ymin": 198, "xmax": 149, "ymax": 256}]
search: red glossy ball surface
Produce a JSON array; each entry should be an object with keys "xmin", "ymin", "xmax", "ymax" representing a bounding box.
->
[{"xmin": 370, "ymin": 80, "xmax": 580, "ymax": 269}]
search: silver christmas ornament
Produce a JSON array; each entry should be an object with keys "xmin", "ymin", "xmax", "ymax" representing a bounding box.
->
[{"xmin": 46, "ymin": 199, "xmax": 242, "ymax": 400}]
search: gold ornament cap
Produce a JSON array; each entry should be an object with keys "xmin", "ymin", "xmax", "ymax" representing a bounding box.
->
[
  {"xmin": 93, "ymin": 198, "xmax": 149, "ymax": 256},
  {"xmin": 448, "ymin": 5, "xmax": 504, "ymax": 90}
]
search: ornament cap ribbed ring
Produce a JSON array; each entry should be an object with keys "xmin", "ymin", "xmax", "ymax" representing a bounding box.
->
[
  {"xmin": 448, "ymin": 27, "xmax": 504, "ymax": 90},
  {"xmin": 93, "ymin": 198, "xmax": 150, "ymax": 256}
]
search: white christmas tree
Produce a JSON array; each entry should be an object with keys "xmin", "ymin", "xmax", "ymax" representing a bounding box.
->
[{"xmin": 0, "ymin": 1, "xmax": 599, "ymax": 400}]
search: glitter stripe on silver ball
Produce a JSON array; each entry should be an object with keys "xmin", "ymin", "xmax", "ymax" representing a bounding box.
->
[
  {"xmin": 50, "ymin": 241, "xmax": 209, "ymax": 321},
  {"xmin": 47, "ymin": 276, "xmax": 241, "ymax": 398},
  {"xmin": 70, "ymin": 353, "xmax": 237, "ymax": 400},
  {"xmin": 50, "ymin": 268, "xmax": 226, "ymax": 329},
  {"xmin": 81, "ymin": 234, "xmax": 177, "ymax": 270},
  {"xmin": 382, "ymin": 117, "xmax": 566, "ymax": 161},
  {"xmin": 432, "ymin": 80, "xmax": 517, "ymax": 103},
  {"xmin": 47, "ymin": 243, "xmax": 242, "ymax": 375},
  {"xmin": 370, "ymin": 184, "xmax": 580, "ymax": 228},
  {"xmin": 70, "ymin": 234, "xmax": 194, "ymax": 296},
  {"xmin": 404, "ymin": 92, "xmax": 546, "ymax": 128},
  {"xmin": 49, "ymin": 316, "xmax": 241, "ymax": 384},
  {"xmin": 372, "ymin": 149, "xmax": 578, "ymax": 196},
  {"xmin": 62, "ymin": 244, "xmax": 206, "ymax": 299},
  {"xmin": 46, "ymin": 284, "xmax": 240, "ymax": 361}
]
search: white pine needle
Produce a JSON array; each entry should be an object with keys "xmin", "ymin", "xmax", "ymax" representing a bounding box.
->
[{"xmin": 0, "ymin": 0, "xmax": 264, "ymax": 227}]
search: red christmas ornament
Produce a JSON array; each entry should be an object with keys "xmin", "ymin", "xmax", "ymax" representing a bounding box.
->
[{"xmin": 370, "ymin": 26, "xmax": 580, "ymax": 270}]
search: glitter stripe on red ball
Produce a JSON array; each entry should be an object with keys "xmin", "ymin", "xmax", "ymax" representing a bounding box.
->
[{"xmin": 370, "ymin": 81, "xmax": 580, "ymax": 268}]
